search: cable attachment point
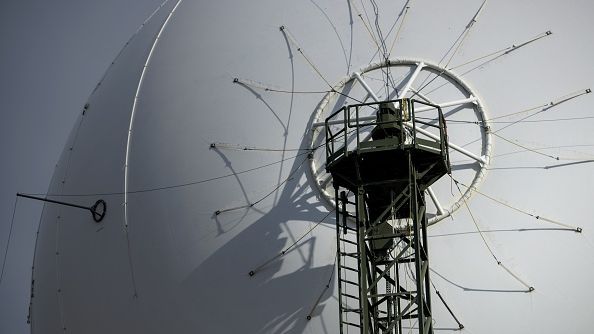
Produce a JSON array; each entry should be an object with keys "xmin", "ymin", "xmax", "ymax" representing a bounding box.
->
[
  {"xmin": 233, "ymin": 77, "xmax": 239, "ymax": 83},
  {"xmin": 528, "ymin": 286, "xmax": 535, "ymax": 292},
  {"xmin": 586, "ymin": 88, "xmax": 592, "ymax": 94},
  {"xmin": 545, "ymin": 30, "xmax": 552, "ymax": 35},
  {"xmin": 279, "ymin": 25, "xmax": 285, "ymax": 31},
  {"xmin": 91, "ymin": 199, "xmax": 107, "ymax": 223},
  {"xmin": 576, "ymin": 227, "xmax": 583, "ymax": 233},
  {"xmin": 248, "ymin": 270, "xmax": 255, "ymax": 277}
]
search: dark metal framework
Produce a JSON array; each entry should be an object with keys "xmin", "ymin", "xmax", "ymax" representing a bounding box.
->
[{"xmin": 325, "ymin": 99, "xmax": 450, "ymax": 334}]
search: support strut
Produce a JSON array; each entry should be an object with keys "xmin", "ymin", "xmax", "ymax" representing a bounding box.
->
[{"xmin": 16, "ymin": 193, "xmax": 106, "ymax": 222}]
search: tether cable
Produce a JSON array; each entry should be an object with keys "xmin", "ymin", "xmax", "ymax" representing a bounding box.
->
[
  {"xmin": 210, "ymin": 141, "xmax": 319, "ymax": 152},
  {"xmin": 280, "ymin": 25, "xmax": 334, "ymax": 89},
  {"xmin": 248, "ymin": 209, "xmax": 335, "ymax": 277},
  {"xmin": 388, "ymin": 1, "xmax": 412, "ymax": 55},
  {"xmin": 451, "ymin": 178, "xmax": 581, "ymax": 232},
  {"xmin": 0, "ymin": 196, "xmax": 19, "ymax": 287},
  {"xmin": 452, "ymin": 178, "xmax": 534, "ymax": 292},
  {"xmin": 233, "ymin": 77, "xmax": 329, "ymax": 95},
  {"xmin": 448, "ymin": 31, "xmax": 553, "ymax": 71},
  {"xmin": 351, "ymin": 0, "xmax": 381, "ymax": 50},
  {"xmin": 22, "ymin": 150, "xmax": 313, "ymax": 198},
  {"xmin": 429, "ymin": 279, "xmax": 464, "ymax": 330},
  {"xmin": 214, "ymin": 155, "xmax": 309, "ymax": 215},
  {"xmin": 306, "ymin": 251, "xmax": 338, "ymax": 320},
  {"xmin": 414, "ymin": 0, "xmax": 487, "ymax": 96},
  {"xmin": 492, "ymin": 132, "xmax": 560, "ymax": 161},
  {"xmin": 422, "ymin": 30, "xmax": 553, "ymax": 99},
  {"xmin": 279, "ymin": 25, "xmax": 365, "ymax": 104},
  {"xmin": 460, "ymin": 88, "xmax": 591, "ymax": 148}
]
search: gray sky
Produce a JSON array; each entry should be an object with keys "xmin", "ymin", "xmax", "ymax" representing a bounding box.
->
[{"xmin": 0, "ymin": 1, "xmax": 163, "ymax": 333}]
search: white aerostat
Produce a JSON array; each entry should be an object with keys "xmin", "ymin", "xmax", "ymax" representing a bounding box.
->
[{"xmin": 29, "ymin": 1, "xmax": 594, "ymax": 333}]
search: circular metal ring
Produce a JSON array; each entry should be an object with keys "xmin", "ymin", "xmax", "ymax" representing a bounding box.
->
[
  {"xmin": 91, "ymin": 199, "xmax": 107, "ymax": 223},
  {"xmin": 308, "ymin": 58, "xmax": 492, "ymax": 225}
]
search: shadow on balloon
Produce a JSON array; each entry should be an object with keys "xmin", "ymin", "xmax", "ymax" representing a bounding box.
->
[
  {"xmin": 181, "ymin": 124, "xmax": 337, "ymax": 333},
  {"xmin": 181, "ymin": 160, "xmax": 337, "ymax": 333}
]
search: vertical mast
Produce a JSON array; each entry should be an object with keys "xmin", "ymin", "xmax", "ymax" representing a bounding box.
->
[{"xmin": 326, "ymin": 99, "xmax": 449, "ymax": 333}]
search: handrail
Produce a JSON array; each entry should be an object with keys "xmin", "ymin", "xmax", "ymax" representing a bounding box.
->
[{"xmin": 325, "ymin": 98, "xmax": 449, "ymax": 168}]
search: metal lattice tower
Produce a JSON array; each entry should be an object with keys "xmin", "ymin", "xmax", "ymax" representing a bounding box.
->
[{"xmin": 325, "ymin": 99, "xmax": 450, "ymax": 334}]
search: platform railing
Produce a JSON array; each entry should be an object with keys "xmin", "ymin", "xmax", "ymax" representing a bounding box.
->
[{"xmin": 325, "ymin": 98, "xmax": 449, "ymax": 169}]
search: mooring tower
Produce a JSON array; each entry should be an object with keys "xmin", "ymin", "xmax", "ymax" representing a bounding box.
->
[{"xmin": 326, "ymin": 98, "xmax": 450, "ymax": 334}]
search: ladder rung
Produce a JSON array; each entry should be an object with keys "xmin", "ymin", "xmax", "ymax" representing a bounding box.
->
[
  {"xmin": 397, "ymin": 258, "xmax": 415, "ymax": 263},
  {"xmin": 339, "ymin": 278, "xmax": 359, "ymax": 286},
  {"xmin": 342, "ymin": 293, "xmax": 359, "ymax": 300},
  {"xmin": 341, "ymin": 210, "xmax": 357, "ymax": 217},
  {"xmin": 340, "ymin": 198, "xmax": 356, "ymax": 205},
  {"xmin": 344, "ymin": 321, "xmax": 361, "ymax": 328},
  {"xmin": 370, "ymin": 258, "xmax": 416, "ymax": 266},
  {"xmin": 340, "ymin": 252, "xmax": 359, "ymax": 258},
  {"xmin": 364, "ymin": 233, "xmax": 406, "ymax": 241},
  {"xmin": 344, "ymin": 225, "xmax": 357, "ymax": 232},
  {"xmin": 339, "ymin": 265, "xmax": 358, "ymax": 273},
  {"xmin": 342, "ymin": 308, "xmax": 361, "ymax": 313},
  {"xmin": 339, "ymin": 238, "xmax": 357, "ymax": 245}
]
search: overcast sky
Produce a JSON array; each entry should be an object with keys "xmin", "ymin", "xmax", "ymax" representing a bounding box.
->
[{"xmin": 0, "ymin": 1, "xmax": 164, "ymax": 333}]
